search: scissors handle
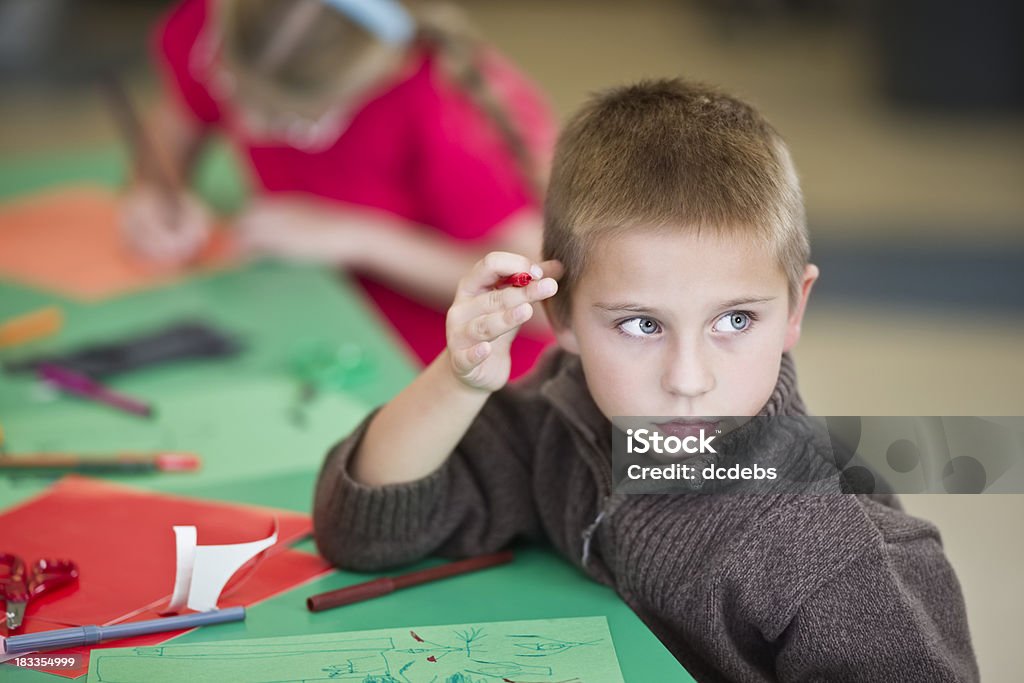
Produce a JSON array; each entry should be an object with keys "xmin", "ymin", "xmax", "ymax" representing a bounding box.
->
[
  {"xmin": 0, "ymin": 552, "xmax": 28, "ymax": 601},
  {"xmin": 28, "ymin": 558, "xmax": 79, "ymax": 598}
]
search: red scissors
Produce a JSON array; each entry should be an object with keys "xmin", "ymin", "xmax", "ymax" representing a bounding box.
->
[{"xmin": 0, "ymin": 553, "xmax": 79, "ymax": 633}]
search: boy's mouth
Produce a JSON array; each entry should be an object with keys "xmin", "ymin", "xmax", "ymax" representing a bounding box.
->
[{"xmin": 653, "ymin": 419, "xmax": 722, "ymax": 440}]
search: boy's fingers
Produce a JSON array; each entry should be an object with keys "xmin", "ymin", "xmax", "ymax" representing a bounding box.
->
[
  {"xmin": 457, "ymin": 252, "xmax": 541, "ymax": 299},
  {"xmin": 450, "ymin": 277, "xmax": 558, "ymax": 325},
  {"xmin": 449, "ymin": 342, "xmax": 491, "ymax": 377},
  {"xmin": 454, "ymin": 304, "xmax": 533, "ymax": 346}
]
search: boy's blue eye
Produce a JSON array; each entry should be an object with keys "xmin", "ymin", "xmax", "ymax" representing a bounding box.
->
[
  {"xmin": 713, "ymin": 311, "xmax": 753, "ymax": 333},
  {"xmin": 619, "ymin": 317, "xmax": 661, "ymax": 337}
]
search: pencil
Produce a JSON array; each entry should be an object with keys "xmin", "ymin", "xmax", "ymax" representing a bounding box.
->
[
  {"xmin": 306, "ymin": 550, "xmax": 514, "ymax": 612},
  {"xmin": 0, "ymin": 452, "xmax": 200, "ymax": 474},
  {"xmin": 2, "ymin": 606, "xmax": 245, "ymax": 655},
  {"xmin": 0, "ymin": 307, "xmax": 62, "ymax": 349},
  {"xmin": 100, "ymin": 73, "xmax": 180, "ymax": 224}
]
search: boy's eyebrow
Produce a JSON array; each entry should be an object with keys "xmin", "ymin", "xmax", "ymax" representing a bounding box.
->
[
  {"xmin": 593, "ymin": 302, "xmax": 658, "ymax": 314},
  {"xmin": 594, "ymin": 296, "xmax": 777, "ymax": 314},
  {"xmin": 715, "ymin": 296, "xmax": 778, "ymax": 309}
]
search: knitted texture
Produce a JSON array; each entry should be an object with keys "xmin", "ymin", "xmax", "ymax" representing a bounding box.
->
[{"xmin": 314, "ymin": 350, "xmax": 978, "ymax": 681}]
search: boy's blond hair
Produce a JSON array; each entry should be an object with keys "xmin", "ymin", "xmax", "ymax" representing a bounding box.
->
[{"xmin": 543, "ymin": 78, "xmax": 808, "ymax": 322}]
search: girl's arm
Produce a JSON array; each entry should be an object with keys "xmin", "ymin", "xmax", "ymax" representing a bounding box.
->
[
  {"xmin": 361, "ymin": 207, "xmax": 543, "ymax": 311},
  {"xmin": 237, "ymin": 199, "xmax": 545, "ymax": 313}
]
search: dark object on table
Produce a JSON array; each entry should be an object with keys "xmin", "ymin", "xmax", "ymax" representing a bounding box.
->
[
  {"xmin": 306, "ymin": 550, "xmax": 514, "ymax": 612},
  {"xmin": 3, "ymin": 320, "xmax": 243, "ymax": 378}
]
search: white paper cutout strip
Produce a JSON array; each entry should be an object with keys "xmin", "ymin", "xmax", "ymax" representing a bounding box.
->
[{"xmin": 167, "ymin": 525, "xmax": 277, "ymax": 613}]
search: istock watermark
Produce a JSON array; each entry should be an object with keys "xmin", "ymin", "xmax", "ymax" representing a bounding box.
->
[
  {"xmin": 624, "ymin": 427, "xmax": 717, "ymax": 456},
  {"xmin": 611, "ymin": 416, "xmax": 1024, "ymax": 495}
]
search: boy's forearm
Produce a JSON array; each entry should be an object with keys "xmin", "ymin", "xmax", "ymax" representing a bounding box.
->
[{"xmin": 350, "ymin": 351, "xmax": 492, "ymax": 486}]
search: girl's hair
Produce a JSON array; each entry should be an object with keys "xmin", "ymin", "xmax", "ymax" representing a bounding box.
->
[{"xmin": 220, "ymin": 0, "xmax": 544, "ymax": 200}]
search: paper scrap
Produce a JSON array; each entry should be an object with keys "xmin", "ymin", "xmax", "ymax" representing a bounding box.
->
[{"xmin": 167, "ymin": 524, "xmax": 278, "ymax": 613}]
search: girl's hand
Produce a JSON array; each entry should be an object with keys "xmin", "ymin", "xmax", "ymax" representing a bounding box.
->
[
  {"xmin": 446, "ymin": 252, "xmax": 561, "ymax": 393},
  {"xmin": 120, "ymin": 185, "xmax": 211, "ymax": 265},
  {"xmin": 235, "ymin": 197, "xmax": 371, "ymax": 266}
]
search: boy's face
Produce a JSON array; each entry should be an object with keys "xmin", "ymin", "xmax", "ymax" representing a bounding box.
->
[{"xmin": 554, "ymin": 228, "xmax": 817, "ymax": 422}]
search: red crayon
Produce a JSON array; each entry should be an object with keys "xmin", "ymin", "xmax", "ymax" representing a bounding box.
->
[{"xmin": 500, "ymin": 272, "xmax": 533, "ymax": 288}]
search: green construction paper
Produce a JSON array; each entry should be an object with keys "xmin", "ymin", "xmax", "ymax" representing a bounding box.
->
[
  {"xmin": 86, "ymin": 616, "xmax": 625, "ymax": 683},
  {"xmin": 0, "ymin": 375, "xmax": 367, "ymax": 497},
  {"xmin": 152, "ymin": 542, "xmax": 686, "ymax": 681},
  {"xmin": 0, "ymin": 262, "xmax": 418, "ymax": 414},
  {"xmin": 0, "ymin": 264, "xmax": 412, "ymax": 512}
]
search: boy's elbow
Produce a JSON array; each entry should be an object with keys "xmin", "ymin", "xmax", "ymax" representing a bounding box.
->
[
  {"xmin": 312, "ymin": 503, "xmax": 390, "ymax": 572},
  {"xmin": 311, "ymin": 437, "xmax": 377, "ymax": 571},
  {"xmin": 312, "ymin": 519, "xmax": 431, "ymax": 573},
  {"xmin": 310, "ymin": 417, "xmax": 456, "ymax": 573},
  {"xmin": 311, "ymin": 451, "xmax": 439, "ymax": 573}
]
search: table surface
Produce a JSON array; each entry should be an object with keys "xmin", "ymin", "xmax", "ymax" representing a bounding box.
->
[{"xmin": 0, "ymin": 146, "xmax": 689, "ymax": 681}]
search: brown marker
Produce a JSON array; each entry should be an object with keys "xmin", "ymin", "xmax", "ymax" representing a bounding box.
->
[{"xmin": 307, "ymin": 550, "xmax": 514, "ymax": 612}]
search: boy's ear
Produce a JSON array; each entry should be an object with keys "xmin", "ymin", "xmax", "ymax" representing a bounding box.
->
[
  {"xmin": 783, "ymin": 263, "xmax": 819, "ymax": 353},
  {"xmin": 541, "ymin": 299, "xmax": 581, "ymax": 354}
]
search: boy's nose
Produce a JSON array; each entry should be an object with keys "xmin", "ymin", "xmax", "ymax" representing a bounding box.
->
[{"xmin": 661, "ymin": 342, "xmax": 715, "ymax": 399}]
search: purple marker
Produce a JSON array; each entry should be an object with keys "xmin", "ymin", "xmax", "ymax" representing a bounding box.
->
[
  {"xmin": 38, "ymin": 363, "xmax": 153, "ymax": 418},
  {"xmin": 2, "ymin": 606, "xmax": 245, "ymax": 655}
]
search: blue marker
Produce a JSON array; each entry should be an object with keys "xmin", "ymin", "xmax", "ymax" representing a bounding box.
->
[{"xmin": 1, "ymin": 606, "xmax": 245, "ymax": 655}]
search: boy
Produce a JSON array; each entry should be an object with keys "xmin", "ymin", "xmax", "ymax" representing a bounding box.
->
[{"xmin": 314, "ymin": 79, "xmax": 978, "ymax": 681}]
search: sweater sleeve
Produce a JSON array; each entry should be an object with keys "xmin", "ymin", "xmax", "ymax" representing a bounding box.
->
[
  {"xmin": 312, "ymin": 388, "xmax": 543, "ymax": 572},
  {"xmin": 775, "ymin": 532, "xmax": 979, "ymax": 682}
]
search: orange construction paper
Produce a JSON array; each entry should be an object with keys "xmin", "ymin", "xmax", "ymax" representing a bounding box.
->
[
  {"xmin": 0, "ymin": 185, "xmax": 237, "ymax": 301},
  {"xmin": 0, "ymin": 476, "xmax": 332, "ymax": 678}
]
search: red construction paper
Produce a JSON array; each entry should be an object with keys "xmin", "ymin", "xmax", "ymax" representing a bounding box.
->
[
  {"xmin": 0, "ymin": 185, "xmax": 237, "ymax": 301},
  {"xmin": 0, "ymin": 476, "xmax": 333, "ymax": 678}
]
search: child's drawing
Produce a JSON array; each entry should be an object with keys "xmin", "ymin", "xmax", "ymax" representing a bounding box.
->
[{"xmin": 90, "ymin": 617, "xmax": 622, "ymax": 683}]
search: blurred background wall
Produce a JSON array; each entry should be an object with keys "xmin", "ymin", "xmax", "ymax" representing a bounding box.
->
[{"xmin": 1, "ymin": 0, "xmax": 1021, "ymax": 678}]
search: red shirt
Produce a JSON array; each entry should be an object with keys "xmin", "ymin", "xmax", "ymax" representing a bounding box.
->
[{"xmin": 155, "ymin": 0, "xmax": 555, "ymax": 379}]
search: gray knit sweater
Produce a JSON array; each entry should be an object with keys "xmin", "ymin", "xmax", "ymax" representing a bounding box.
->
[{"xmin": 313, "ymin": 350, "xmax": 979, "ymax": 682}]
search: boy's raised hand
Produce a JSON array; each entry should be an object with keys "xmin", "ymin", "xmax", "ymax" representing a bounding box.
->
[{"xmin": 447, "ymin": 252, "xmax": 561, "ymax": 392}]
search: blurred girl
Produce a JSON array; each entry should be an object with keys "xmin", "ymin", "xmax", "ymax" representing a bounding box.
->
[{"xmin": 123, "ymin": 0, "xmax": 554, "ymax": 378}]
